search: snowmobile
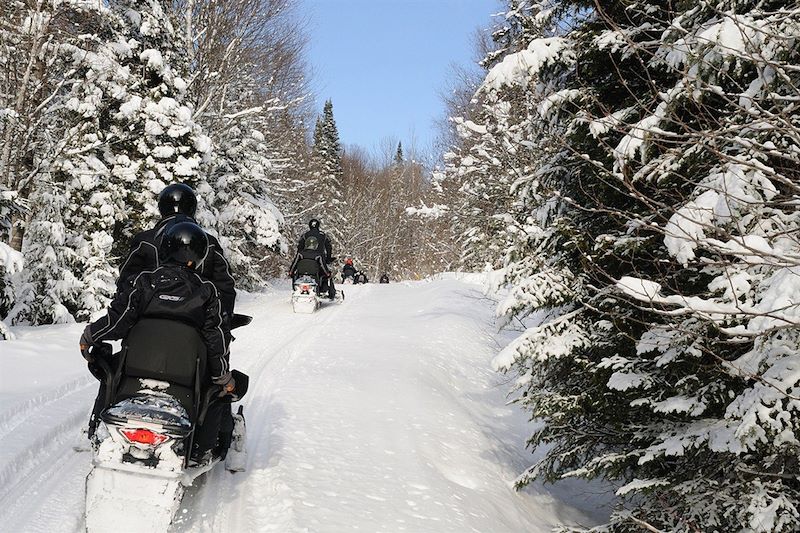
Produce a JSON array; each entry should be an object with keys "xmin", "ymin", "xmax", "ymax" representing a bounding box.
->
[
  {"xmin": 342, "ymin": 273, "xmax": 355, "ymax": 285},
  {"xmin": 291, "ymin": 257, "xmax": 343, "ymax": 313},
  {"xmin": 83, "ymin": 314, "xmax": 252, "ymax": 532}
]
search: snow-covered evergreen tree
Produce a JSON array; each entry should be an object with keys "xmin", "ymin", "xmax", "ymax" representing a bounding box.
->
[
  {"xmin": 0, "ymin": 189, "xmax": 23, "ymax": 339},
  {"xmin": 32, "ymin": 0, "xmax": 212, "ymax": 321},
  {"xmin": 11, "ymin": 183, "xmax": 80, "ymax": 326},
  {"xmin": 467, "ymin": 1, "xmax": 800, "ymax": 530},
  {"xmin": 309, "ymin": 99, "xmax": 346, "ymax": 244},
  {"xmin": 209, "ymin": 124, "xmax": 285, "ymax": 288}
]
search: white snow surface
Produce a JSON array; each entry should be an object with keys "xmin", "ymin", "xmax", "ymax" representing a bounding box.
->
[{"xmin": 0, "ymin": 279, "xmax": 604, "ymax": 532}]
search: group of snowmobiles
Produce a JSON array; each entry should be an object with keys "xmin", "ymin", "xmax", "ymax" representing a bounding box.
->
[
  {"xmin": 288, "ymin": 228, "xmax": 390, "ymax": 313},
  {"xmin": 77, "ymin": 188, "xmax": 387, "ymax": 530}
]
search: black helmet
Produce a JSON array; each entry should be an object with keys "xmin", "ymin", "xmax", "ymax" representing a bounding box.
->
[
  {"xmin": 160, "ymin": 221, "xmax": 208, "ymax": 268},
  {"xmin": 158, "ymin": 183, "xmax": 197, "ymax": 218},
  {"xmin": 309, "ymin": 218, "xmax": 320, "ymax": 230}
]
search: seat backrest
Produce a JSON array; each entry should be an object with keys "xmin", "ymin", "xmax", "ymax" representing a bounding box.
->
[
  {"xmin": 123, "ymin": 318, "xmax": 206, "ymax": 388},
  {"xmin": 295, "ymin": 257, "xmax": 321, "ymax": 278}
]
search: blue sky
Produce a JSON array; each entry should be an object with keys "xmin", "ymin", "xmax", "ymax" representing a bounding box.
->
[{"xmin": 303, "ymin": 0, "xmax": 498, "ymax": 156}]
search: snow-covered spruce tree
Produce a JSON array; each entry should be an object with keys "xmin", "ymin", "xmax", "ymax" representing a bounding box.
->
[
  {"xmin": 101, "ymin": 0, "xmax": 212, "ymax": 238},
  {"xmin": 12, "ymin": 183, "xmax": 81, "ymax": 326},
  {"xmin": 209, "ymin": 123, "xmax": 285, "ymax": 288},
  {"xmin": 39, "ymin": 0, "xmax": 212, "ymax": 321},
  {"xmin": 309, "ymin": 99, "xmax": 346, "ymax": 245},
  {"xmin": 442, "ymin": 4, "xmax": 537, "ymax": 272},
  {"xmin": 484, "ymin": 1, "xmax": 800, "ymax": 530},
  {"xmin": 0, "ymin": 190, "xmax": 24, "ymax": 339}
]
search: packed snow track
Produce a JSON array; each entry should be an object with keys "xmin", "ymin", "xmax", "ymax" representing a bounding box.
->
[{"xmin": 0, "ymin": 277, "xmax": 605, "ymax": 532}]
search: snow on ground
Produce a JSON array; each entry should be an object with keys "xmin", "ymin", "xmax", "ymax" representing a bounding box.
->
[{"xmin": 0, "ymin": 278, "xmax": 609, "ymax": 532}]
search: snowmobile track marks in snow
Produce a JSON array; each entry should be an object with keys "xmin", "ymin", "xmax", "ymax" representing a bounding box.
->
[{"xmin": 171, "ymin": 286, "xmax": 361, "ymax": 532}]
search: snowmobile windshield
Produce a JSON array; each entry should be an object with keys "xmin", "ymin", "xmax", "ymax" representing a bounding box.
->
[
  {"xmin": 104, "ymin": 393, "xmax": 192, "ymax": 432},
  {"xmin": 304, "ymin": 236, "xmax": 320, "ymax": 251}
]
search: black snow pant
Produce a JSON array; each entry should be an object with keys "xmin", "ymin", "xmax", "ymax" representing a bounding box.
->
[
  {"xmin": 320, "ymin": 275, "xmax": 336, "ymax": 299},
  {"xmin": 193, "ymin": 401, "xmax": 227, "ymax": 459}
]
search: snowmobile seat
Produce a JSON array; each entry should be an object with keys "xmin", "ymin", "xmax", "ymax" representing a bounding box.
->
[
  {"xmin": 294, "ymin": 257, "xmax": 322, "ymax": 279},
  {"xmin": 123, "ymin": 318, "xmax": 206, "ymax": 386},
  {"xmin": 112, "ymin": 318, "xmax": 207, "ymax": 418}
]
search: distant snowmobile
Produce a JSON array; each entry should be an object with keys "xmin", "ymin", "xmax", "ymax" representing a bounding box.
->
[
  {"xmin": 291, "ymin": 257, "xmax": 343, "ymax": 313},
  {"xmin": 354, "ymin": 271, "xmax": 369, "ymax": 284},
  {"xmin": 84, "ymin": 314, "xmax": 252, "ymax": 532},
  {"xmin": 379, "ymin": 273, "xmax": 389, "ymax": 284},
  {"xmin": 341, "ymin": 259, "xmax": 357, "ymax": 284}
]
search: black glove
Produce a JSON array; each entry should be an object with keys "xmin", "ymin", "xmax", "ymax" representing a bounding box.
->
[
  {"xmin": 213, "ymin": 372, "xmax": 236, "ymax": 397},
  {"xmin": 79, "ymin": 325, "xmax": 95, "ymax": 362}
]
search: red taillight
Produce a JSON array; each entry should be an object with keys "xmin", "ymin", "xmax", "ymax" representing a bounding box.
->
[
  {"xmin": 301, "ymin": 284, "xmax": 310, "ymax": 292},
  {"xmin": 121, "ymin": 428, "xmax": 168, "ymax": 446}
]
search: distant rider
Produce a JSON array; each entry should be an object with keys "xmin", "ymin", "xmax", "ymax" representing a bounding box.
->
[
  {"xmin": 342, "ymin": 258, "xmax": 357, "ymax": 282},
  {"xmin": 379, "ymin": 273, "xmax": 389, "ymax": 284},
  {"xmin": 289, "ymin": 218, "xmax": 337, "ymax": 300},
  {"xmin": 80, "ymin": 222, "xmax": 235, "ymax": 463}
]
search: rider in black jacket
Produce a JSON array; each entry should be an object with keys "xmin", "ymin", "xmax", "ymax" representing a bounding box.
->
[
  {"xmin": 290, "ymin": 218, "xmax": 336, "ymax": 299},
  {"xmin": 81, "ymin": 223, "xmax": 235, "ymax": 457},
  {"xmin": 117, "ymin": 183, "xmax": 236, "ymax": 319}
]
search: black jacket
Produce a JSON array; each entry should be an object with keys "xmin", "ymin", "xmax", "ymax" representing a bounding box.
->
[
  {"xmin": 297, "ymin": 228, "xmax": 332, "ymax": 262},
  {"xmin": 117, "ymin": 215, "xmax": 236, "ymax": 316},
  {"xmin": 342, "ymin": 264, "xmax": 357, "ymax": 278},
  {"xmin": 89, "ymin": 265, "xmax": 229, "ymax": 380}
]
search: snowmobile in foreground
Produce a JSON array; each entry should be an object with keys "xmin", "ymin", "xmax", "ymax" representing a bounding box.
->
[
  {"xmin": 84, "ymin": 314, "xmax": 252, "ymax": 532},
  {"xmin": 291, "ymin": 258, "xmax": 343, "ymax": 313}
]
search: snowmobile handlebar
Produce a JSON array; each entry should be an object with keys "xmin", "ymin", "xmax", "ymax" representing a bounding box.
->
[{"xmin": 231, "ymin": 314, "xmax": 252, "ymax": 330}]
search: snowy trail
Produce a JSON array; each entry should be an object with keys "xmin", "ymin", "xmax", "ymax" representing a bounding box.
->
[{"xmin": 1, "ymin": 278, "xmax": 603, "ymax": 532}]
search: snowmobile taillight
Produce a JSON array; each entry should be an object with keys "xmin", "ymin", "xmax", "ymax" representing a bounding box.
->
[
  {"xmin": 121, "ymin": 428, "xmax": 169, "ymax": 446},
  {"xmin": 301, "ymin": 284, "xmax": 310, "ymax": 293}
]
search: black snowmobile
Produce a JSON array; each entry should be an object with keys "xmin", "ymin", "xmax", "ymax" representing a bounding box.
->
[{"xmin": 84, "ymin": 314, "xmax": 252, "ymax": 532}]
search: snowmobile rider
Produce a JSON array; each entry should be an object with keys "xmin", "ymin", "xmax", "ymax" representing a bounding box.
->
[
  {"xmin": 80, "ymin": 222, "xmax": 236, "ymax": 460},
  {"xmin": 115, "ymin": 184, "xmax": 238, "ymax": 460},
  {"xmin": 289, "ymin": 218, "xmax": 337, "ymax": 300},
  {"xmin": 117, "ymin": 183, "xmax": 236, "ymax": 324},
  {"xmin": 379, "ymin": 273, "xmax": 389, "ymax": 284},
  {"xmin": 342, "ymin": 258, "xmax": 357, "ymax": 282}
]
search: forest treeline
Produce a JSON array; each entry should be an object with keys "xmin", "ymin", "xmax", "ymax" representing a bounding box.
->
[{"xmin": 3, "ymin": 0, "xmax": 800, "ymax": 530}]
